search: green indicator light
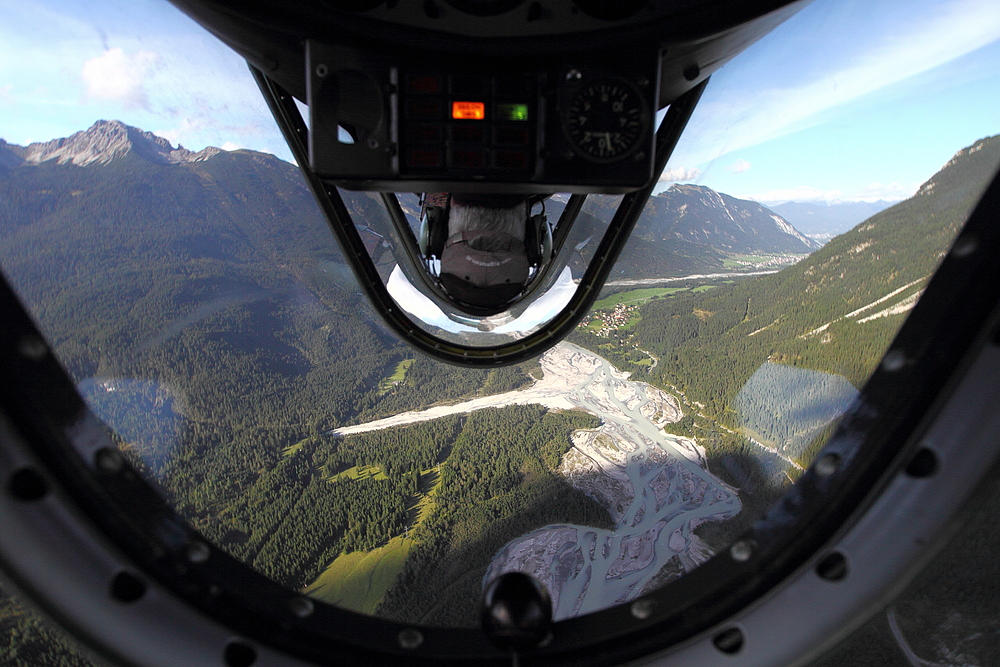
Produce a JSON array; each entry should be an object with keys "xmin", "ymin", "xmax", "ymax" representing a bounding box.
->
[{"xmin": 498, "ymin": 103, "xmax": 529, "ymax": 121}]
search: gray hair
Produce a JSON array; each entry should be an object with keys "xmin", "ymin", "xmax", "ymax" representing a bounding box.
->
[{"xmin": 448, "ymin": 201, "xmax": 527, "ymax": 239}]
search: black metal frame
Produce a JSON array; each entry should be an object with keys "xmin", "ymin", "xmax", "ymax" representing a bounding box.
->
[{"xmin": 252, "ymin": 65, "xmax": 708, "ymax": 366}]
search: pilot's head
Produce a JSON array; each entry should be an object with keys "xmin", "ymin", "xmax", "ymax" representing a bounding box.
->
[{"xmin": 438, "ymin": 193, "xmax": 532, "ymax": 312}]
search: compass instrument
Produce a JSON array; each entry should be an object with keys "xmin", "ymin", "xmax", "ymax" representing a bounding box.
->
[{"xmin": 563, "ymin": 79, "xmax": 649, "ymax": 162}]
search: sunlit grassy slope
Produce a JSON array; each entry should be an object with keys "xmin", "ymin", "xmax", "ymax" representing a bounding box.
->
[{"xmin": 304, "ymin": 536, "xmax": 415, "ymax": 614}]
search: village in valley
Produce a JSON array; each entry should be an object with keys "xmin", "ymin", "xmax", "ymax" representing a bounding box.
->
[{"xmin": 580, "ymin": 302, "xmax": 642, "ymax": 337}]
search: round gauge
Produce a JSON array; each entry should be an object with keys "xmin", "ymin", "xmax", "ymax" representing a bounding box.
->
[{"xmin": 563, "ymin": 78, "xmax": 648, "ymax": 162}]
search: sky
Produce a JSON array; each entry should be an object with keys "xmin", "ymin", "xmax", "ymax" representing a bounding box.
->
[
  {"xmin": 657, "ymin": 0, "xmax": 1000, "ymax": 202},
  {"xmin": 1, "ymin": 0, "xmax": 999, "ymax": 204}
]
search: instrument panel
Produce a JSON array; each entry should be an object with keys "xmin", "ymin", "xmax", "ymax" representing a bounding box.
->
[{"xmin": 306, "ymin": 41, "xmax": 659, "ymax": 194}]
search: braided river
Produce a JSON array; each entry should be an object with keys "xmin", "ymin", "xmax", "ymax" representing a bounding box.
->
[{"xmin": 331, "ymin": 342, "xmax": 741, "ymax": 620}]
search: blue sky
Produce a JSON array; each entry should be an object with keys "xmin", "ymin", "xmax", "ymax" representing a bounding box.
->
[
  {"xmin": 1, "ymin": 0, "xmax": 999, "ymax": 203},
  {"xmin": 658, "ymin": 0, "xmax": 1000, "ymax": 202},
  {"xmin": 0, "ymin": 0, "xmax": 291, "ymax": 158}
]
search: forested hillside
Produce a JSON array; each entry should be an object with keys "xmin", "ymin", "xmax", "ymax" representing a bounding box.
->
[
  {"xmin": 0, "ymin": 585, "xmax": 93, "ymax": 667},
  {"xmin": 634, "ymin": 135, "xmax": 1000, "ymax": 419},
  {"xmin": 571, "ymin": 135, "xmax": 1000, "ymax": 529},
  {"xmin": 164, "ymin": 406, "xmax": 609, "ymax": 603},
  {"xmin": 0, "ymin": 122, "xmax": 598, "ymax": 639},
  {"xmin": 0, "ymin": 122, "xmax": 537, "ymax": 429},
  {"xmin": 375, "ymin": 406, "xmax": 611, "ymax": 626}
]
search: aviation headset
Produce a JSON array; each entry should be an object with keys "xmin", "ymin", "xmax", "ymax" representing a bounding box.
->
[{"xmin": 418, "ymin": 193, "xmax": 553, "ymax": 267}]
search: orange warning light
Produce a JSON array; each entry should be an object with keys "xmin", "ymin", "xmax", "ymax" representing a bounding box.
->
[{"xmin": 452, "ymin": 101, "xmax": 486, "ymax": 120}]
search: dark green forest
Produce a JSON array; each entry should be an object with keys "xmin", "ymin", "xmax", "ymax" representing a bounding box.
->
[
  {"xmin": 375, "ymin": 406, "xmax": 611, "ymax": 626},
  {"xmin": 0, "ymin": 138, "xmax": 594, "ymax": 650},
  {"xmin": 0, "ymin": 586, "xmax": 92, "ymax": 667},
  {"xmin": 177, "ymin": 406, "xmax": 609, "ymax": 603}
]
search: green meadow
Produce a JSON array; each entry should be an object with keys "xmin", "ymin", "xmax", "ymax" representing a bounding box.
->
[
  {"xmin": 304, "ymin": 535, "xmax": 415, "ymax": 614},
  {"xmin": 592, "ymin": 285, "xmax": 716, "ymax": 311}
]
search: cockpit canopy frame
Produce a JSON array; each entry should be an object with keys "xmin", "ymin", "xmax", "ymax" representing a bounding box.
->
[{"xmin": 254, "ymin": 68, "xmax": 707, "ymax": 365}]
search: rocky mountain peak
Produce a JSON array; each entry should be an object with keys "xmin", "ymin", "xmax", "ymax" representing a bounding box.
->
[
  {"xmin": 11, "ymin": 120, "xmax": 222, "ymax": 167},
  {"xmin": 640, "ymin": 183, "xmax": 820, "ymax": 253},
  {"xmin": 668, "ymin": 183, "xmax": 715, "ymax": 197}
]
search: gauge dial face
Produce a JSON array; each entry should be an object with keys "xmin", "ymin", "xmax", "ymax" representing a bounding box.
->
[{"xmin": 564, "ymin": 79, "xmax": 647, "ymax": 162}]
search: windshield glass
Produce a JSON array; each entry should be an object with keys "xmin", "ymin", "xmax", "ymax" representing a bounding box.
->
[{"xmin": 1, "ymin": 0, "xmax": 998, "ymax": 638}]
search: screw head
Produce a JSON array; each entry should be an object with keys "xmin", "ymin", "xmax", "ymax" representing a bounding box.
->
[
  {"xmin": 881, "ymin": 349, "xmax": 907, "ymax": 372},
  {"xmin": 814, "ymin": 453, "xmax": 840, "ymax": 477},
  {"xmin": 631, "ymin": 598, "xmax": 656, "ymax": 619},
  {"xmin": 18, "ymin": 336, "xmax": 48, "ymax": 360},
  {"xmin": 951, "ymin": 235, "xmax": 977, "ymax": 258},
  {"xmin": 730, "ymin": 540, "xmax": 753, "ymax": 562},
  {"xmin": 95, "ymin": 448, "xmax": 124, "ymax": 473},
  {"xmin": 482, "ymin": 572, "xmax": 553, "ymax": 652},
  {"xmin": 288, "ymin": 597, "xmax": 314, "ymax": 618},
  {"xmin": 398, "ymin": 628, "xmax": 423, "ymax": 650},
  {"xmin": 185, "ymin": 541, "xmax": 211, "ymax": 564}
]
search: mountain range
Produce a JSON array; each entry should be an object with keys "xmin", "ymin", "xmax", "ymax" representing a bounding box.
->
[
  {"xmin": 563, "ymin": 183, "xmax": 818, "ymax": 255},
  {"xmin": 590, "ymin": 183, "xmax": 821, "ymax": 279},
  {"xmin": 9, "ymin": 118, "xmax": 992, "ymax": 429},
  {"xmin": 631, "ymin": 183, "xmax": 819, "ymax": 253},
  {"xmin": 0, "ymin": 119, "xmax": 223, "ymax": 167},
  {"xmin": 2, "ymin": 120, "xmax": 818, "ymax": 286},
  {"xmin": 553, "ymin": 187, "xmax": 820, "ymax": 281}
]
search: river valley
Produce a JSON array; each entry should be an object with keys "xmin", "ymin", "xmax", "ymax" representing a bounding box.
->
[{"xmin": 331, "ymin": 342, "xmax": 741, "ymax": 620}]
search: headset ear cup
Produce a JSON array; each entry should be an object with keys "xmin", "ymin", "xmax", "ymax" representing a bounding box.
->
[
  {"xmin": 541, "ymin": 217, "xmax": 553, "ymax": 265},
  {"xmin": 419, "ymin": 217, "xmax": 430, "ymax": 256},
  {"xmin": 427, "ymin": 207, "xmax": 449, "ymax": 257},
  {"xmin": 525, "ymin": 213, "xmax": 547, "ymax": 265}
]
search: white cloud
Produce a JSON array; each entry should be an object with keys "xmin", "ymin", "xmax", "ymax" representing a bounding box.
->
[
  {"xmin": 81, "ymin": 48, "xmax": 160, "ymax": 109},
  {"xmin": 221, "ymin": 141, "xmax": 242, "ymax": 151},
  {"xmin": 0, "ymin": 84, "xmax": 14, "ymax": 105},
  {"xmin": 678, "ymin": 0, "xmax": 1000, "ymax": 163},
  {"xmin": 153, "ymin": 117, "xmax": 208, "ymax": 148},
  {"xmin": 658, "ymin": 167, "xmax": 702, "ymax": 183},
  {"xmin": 727, "ymin": 158, "xmax": 751, "ymax": 173}
]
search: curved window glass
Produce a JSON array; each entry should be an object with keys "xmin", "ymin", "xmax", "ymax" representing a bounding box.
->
[
  {"xmin": 347, "ymin": 189, "xmax": 600, "ymax": 347},
  {"xmin": 1, "ymin": 0, "xmax": 999, "ymax": 653}
]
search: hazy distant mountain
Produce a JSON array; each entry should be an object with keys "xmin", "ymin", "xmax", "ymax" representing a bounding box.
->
[
  {"xmin": 636, "ymin": 184, "xmax": 819, "ymax": 253},
  {"xmin": 581, "ymin": 185, "xmax": 817, "ymax": 256},
  {"xmin": 555, "ymin": 184, "xmax": 818, "ymax": 281},
  {"xmin": 769, "ymin": 200, "xmax": 895, "ymax": 242}
]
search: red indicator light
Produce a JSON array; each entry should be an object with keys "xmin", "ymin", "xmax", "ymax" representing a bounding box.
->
[
  {"xmin": 407, "ymin": 75, "xmax": 441, "ymax": 95},
  {"xmin": 406, "ymin": 149, "xmax": 443, "ymax": 168},
  {"xmin": 452, "ymin": 101, "xmax": 486, "ymax": 120}
]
